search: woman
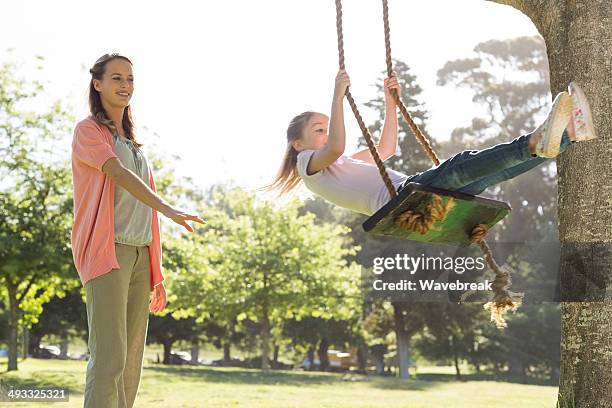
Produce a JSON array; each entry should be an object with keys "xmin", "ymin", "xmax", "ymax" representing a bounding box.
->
[{"xmin": 71, "ymin": 53, "xmax": 205, "ymax": 408}]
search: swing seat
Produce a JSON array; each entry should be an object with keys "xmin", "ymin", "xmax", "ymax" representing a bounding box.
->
[{"xmin": 363, "ymin": 183, "xmax": 511, "ymax": 246}]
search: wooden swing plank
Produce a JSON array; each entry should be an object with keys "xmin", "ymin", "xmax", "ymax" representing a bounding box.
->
[{"xmin": 363, "ymin": 183, "xmax": 511, "ymax": 246}]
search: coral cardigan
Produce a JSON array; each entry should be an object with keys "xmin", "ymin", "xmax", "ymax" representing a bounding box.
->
[{"xmin": 71, "ymin": 117, "xmax": 163, "ymax": 291}]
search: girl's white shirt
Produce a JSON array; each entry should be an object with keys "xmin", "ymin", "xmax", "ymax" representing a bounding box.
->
[{"xmin": 297, "ymin": 149, "xmax": 408, "ymax": 215}]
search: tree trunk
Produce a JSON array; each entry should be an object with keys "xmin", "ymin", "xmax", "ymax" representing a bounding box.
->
[
  {"xmin": 162, "ymin": 339, "xmax": 172, "ymax": 365},
  {"xmin": 22, "ymin": 326, "xmax": 29, "ymax": 360},
  {"xmin": 371, "ymin": 344, "xmax": 386, "ymax": 375},
  {"xmin": 59, "ymin": 333, "xmax": 68, "ymax": 360},
  {"xmin": 260, "ymin": 270, "xmax": 270, "ymax": 372},
  {"xmin": 272, "ymin": 343, "xmax": 280, "ymax": 367},
  {"xmin": 28, "ymin": 333, "xmax": 42, "ymax": 357},
  {"xmin": 223, "ymin": 320, "xmax": 234, "ymax": 363},
  {"xmin": 190, "ymin": 339, "xmax": 199, "ymax": 365},
  {"xmin": 317, "ymin": 338, "xmax": 330, "ymax": 371},
  {"xmin": 6, "ymin": 281, "xmax": 19, "ymax": 371},
  {"xmin": 453, "ymin": 354, "xmax": 462, "ymax": 380},
  {"xmin": 451, "ymin": 335, "xmax": 462, "ymax": 381},
  {"xmin": 260, "ymin": 306, "xmax": 270, "ymax": 371},
  {"xmin": 357, "ymin": 344, "xmax": 368, "ymax": 374},
  {"xmin": 489, "ymin": 1, "xmax": 612, "ymax": 406},
  {"xmin": 306, "ymin": 346, "xmax": 315, "ymax": 370},
  {"xmin": 393, "ymin": 304, "xmax": 411, "ymax": 379},
  {"xmin": 223, "ymin": 342, "xmax": 231, "ymax": 363}
]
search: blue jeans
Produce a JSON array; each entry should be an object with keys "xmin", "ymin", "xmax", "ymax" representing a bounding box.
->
[{"xmin": 400, "ymin": 131, "xmax": 572, "ymax": 195}]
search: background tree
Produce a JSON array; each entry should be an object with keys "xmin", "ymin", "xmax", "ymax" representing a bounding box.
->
[
  {"xmin": 168, "ymin": 186, "xmax": 362, "ymax": 371},
  {"xmin": 146, "ymin": 315, "xmax": 203, "ymax": 365},
  {"xmin": 282, "ymin": 316, "xmax": 361, "ymax": 371},
  {"xmin": 0, "ymin": 58, "xmax": 78, "ymax": 372},
  {"xmin": 362, "ymin": 302, "xmax": 396, "ymax": 375},
  {"xmin": 28, "ymin": 290, "xmax": 88, "ymax": 358},
  {"xmin": 416, "ymin": 303, "xmax": 485, "ymax": 380},
  {"xmin": 437, "ymin": 36, "xmax": 556, "ymax": 242}
]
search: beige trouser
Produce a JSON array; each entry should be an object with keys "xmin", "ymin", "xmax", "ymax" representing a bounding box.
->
[{"xmin": 84, "ymin": 243, "xmax": 150, "ymax": 408}]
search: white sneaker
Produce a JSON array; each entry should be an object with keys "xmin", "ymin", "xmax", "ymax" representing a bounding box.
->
[
  {"xmin": 568, "ymin": 82, "xmax": 597, "ymax": 142},
  {"xmin": 532, "ymin": 91, "xmax": 573, "ymax": 158}
]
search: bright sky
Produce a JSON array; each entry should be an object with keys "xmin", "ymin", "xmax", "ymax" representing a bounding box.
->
[{"xmin": 2, "ymin": 0, "xmax": 539, "ymax": 193}]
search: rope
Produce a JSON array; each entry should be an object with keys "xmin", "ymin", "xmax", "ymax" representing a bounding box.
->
[
  {"xmin": 395, "ymin": 194, "xmax": 455, "ymax": 235},
  {"xmin": 382, "ymin": 0, "xmax": 440, "ymax": 166},
  {"xmin": 335, "ymin": 0, "xmax": 397, "ymax": 198},
  {"xmin": 471, "ymin": 228, "xmax": 524, "ymax": 329}
]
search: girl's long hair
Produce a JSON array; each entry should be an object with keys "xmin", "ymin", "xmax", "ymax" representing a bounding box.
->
[
  {"xmin": 88, "ymin": 53, "xmax": 142, "ymax": 147},
  {"xmin": 265, "ymin": 111, "xmax": 315, "ymax": 196}
]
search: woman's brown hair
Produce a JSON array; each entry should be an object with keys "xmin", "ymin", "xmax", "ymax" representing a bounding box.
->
[
  {"xmin": 265, "ymin": 111, "xmax": 316, "ymax": 195},
  {"xmin": 88, "ymin": 53, "xmax": 141, "ymax": 147}
]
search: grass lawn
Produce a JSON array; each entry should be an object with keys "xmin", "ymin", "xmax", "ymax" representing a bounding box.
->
[{"xmin": 0, "ymin": 357, "xmax": 558, "ymax": 408}]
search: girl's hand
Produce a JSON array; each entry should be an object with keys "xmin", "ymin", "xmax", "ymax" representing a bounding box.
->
[
  {"xmin": 384, "ymin": 72, "xmax": 401, "ymax": 104},
  {"xmin": 334, "ymin": 69, "xmax": 351, "ymax": 100},
  {"xmin": 162, "ymin": 206, "xmax": 206, "ymax": 232},
  {"xmin": 150, "ymin": 282, "xmax": 167, "ymax": 313}
]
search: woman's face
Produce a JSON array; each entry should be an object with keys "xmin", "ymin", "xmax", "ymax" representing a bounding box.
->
[
  {"xmin": 93, "ymin": 58, "xmax": 134, "ymax": 109},
  {"xmin": 292, "ymin": 113, "xmax": 329, "ymax": 152}
]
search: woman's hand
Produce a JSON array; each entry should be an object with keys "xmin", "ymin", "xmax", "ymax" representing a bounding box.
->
[
  {"xmin": 149, "ymin": 282, "xmax": 167, "ymax": 313},
  {"xmin": 162, "ymin": 206, "xmax": 206, "ymax": 232},
  {"xmin": 333, "ymin": 69, "xmax": 351, "ymax": 101},
  {"xmin": 384, "ymin": 72, "xmax": 401, "ymax": 106}
]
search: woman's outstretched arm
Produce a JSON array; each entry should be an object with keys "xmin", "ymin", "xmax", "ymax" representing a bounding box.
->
[{"xmin": 102, "ymin": 158, "xmax": 205, "ymax": 232}]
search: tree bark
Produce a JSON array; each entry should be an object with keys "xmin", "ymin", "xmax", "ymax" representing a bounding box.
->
[
  {"xmin": 317, "ymin": 338, "xmax": 330, "ymax": 371},
  {"xmin": 6, "ymin": 281, "xmax": 19, "ymax": 371},
  {"xmin": 190, "ymin": 339, "xmax": 199, "ymax": 365},
  {"xmin": 357, "ymin": 344, "xmax": 368, "ymax": 374},
  {"xmin": 162, "ymin": 339, "xmax": 172, "ymax": 365},
  {"xmin": 451, "ymin": 335, "xmax": 462, "ymax": 381},
  {"xmin": 223, "ymin": 342, "xmax": 231, "ymax": 363},
  {"xmin": 488, "ymin": 1, "xmax": 612, "ymax": 406},
  {"xmin": 28, "ymin": 333, "xmax": 42, "ymax": 357},
  {"xmin": 260, "ymin": 304, "xmax": 270, "ymax": 371},
  {"xmin": 272, "ymin": 344, "xmax": 280, "ymax": 368},
  {"xmin": 22, "ymin": 326, "xmax": 29, "ymax": 360},
  {"xmin": 59, "ymin": 333, "xmax": 68, "ymax": 360},
  {"xmin": 371, "ymin": 344, "xmax": 386, "ymax": 375},
  {"xmin": 306, "ymin": 346, "xmax": 315, "ymax": 370},
  {"xmin": 393, "ymin": 304, "xmax": 411, "ymax": 379}
]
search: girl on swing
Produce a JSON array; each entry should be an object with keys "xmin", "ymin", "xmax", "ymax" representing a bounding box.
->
[{"xmin": 268, "ymin": 69, "xmax": 597, "ymax": 215}]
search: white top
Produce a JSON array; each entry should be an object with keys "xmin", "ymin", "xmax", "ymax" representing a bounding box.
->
[
  {"xmin": 112, "ymin": 132, "xmax": 153, "ymax": 246},
  {"xmin": 296, "ymin": 149, "xmax": 408, "ymax": 215}
]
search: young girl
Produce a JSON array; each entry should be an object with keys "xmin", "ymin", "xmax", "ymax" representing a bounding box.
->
[
  {"xmin": 269, "ymin": 69, "xmax": 596, "ymax": 216},
  {"xmin": 71, "ymin": 53, "xmax": 205, "ymax": 408}
]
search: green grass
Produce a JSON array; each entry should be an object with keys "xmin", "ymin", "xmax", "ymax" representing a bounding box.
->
[{"xmin": 0, "ymin": 357, "xmax": 558, "ymax": 408}]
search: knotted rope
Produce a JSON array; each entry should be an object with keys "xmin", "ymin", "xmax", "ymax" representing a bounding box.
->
[
  {"xmin": 470, "ymin": 225, "xmax": 524, "ymax": 328},
  {"xmin": 395, "ymin": 194, "xmax": 455, "ymax": 235}
]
